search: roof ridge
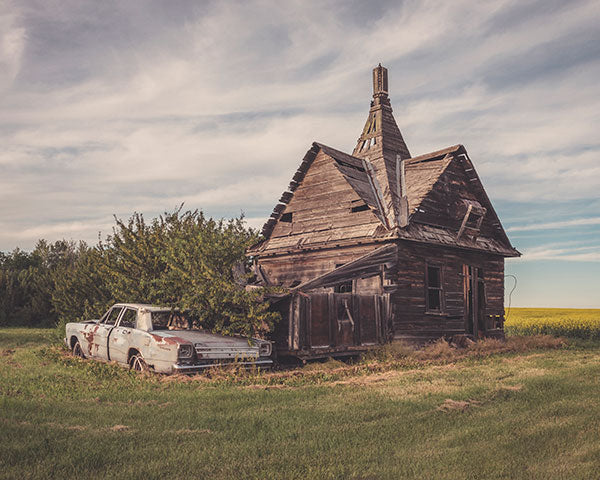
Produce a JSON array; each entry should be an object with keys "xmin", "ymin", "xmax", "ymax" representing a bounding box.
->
[{"xmin": 408, "ymin": 144, "xmax": 462, "ymax": 163}]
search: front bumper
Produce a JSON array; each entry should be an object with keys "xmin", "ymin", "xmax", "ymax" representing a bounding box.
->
[{"xmin": 172, "ymin": 358, "xmax": 273, "ymax": 374}]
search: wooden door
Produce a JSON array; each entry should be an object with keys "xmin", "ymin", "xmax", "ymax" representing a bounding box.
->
[
  {"xmin": 308, "ymin": 293, "xmax": 331, "ymax": 348},
  {"xmin": 463, "ymin": 265, "xmax": 484, "ymax": 337},
  {"xmin": 302, "ymin": 293, "xmax": 386, "ymax": 349},
  {"xmin": 333, "ymin": 294, "xmax": 355, "ymax": 347},
  {"xmin": 356, "ymin": 295, "xmax": 379, "ymax": 345}
]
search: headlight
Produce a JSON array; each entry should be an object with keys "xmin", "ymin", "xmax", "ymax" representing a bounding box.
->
[
  {"xmin": 259, "ymin": 342, "xmax": 272, "ymax": 357},
  {"xmin": 178, "ymin": 344, "xmax": 193, "ymax": 359}
]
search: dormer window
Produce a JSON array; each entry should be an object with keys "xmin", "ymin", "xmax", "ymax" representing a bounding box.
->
[
  {"xmin": 465, "ymin": 211, "xmax": 482, "ymax": 229},
  {"xmin": 457, "ymin": 200, "xmax": 486, "ymax": 239}
]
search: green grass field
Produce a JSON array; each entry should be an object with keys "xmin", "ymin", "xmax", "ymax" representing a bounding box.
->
[{"xmin": 1, "ymin": 316, "xmax": 600, "ymax": 479}]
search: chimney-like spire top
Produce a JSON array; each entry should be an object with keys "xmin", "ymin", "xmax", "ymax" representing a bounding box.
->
[
  {"xmin": 373, "ymin": 63, "xmax": 388, "ymax": 98},
  {"xmin": 353, "ymin": 64, "xmax": 411, "ymax": 228}
]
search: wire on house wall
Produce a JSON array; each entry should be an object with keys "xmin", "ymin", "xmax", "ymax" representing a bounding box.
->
[{"xmin": 504, "ymin": 274, "xmax": 518, "ymax": 321}]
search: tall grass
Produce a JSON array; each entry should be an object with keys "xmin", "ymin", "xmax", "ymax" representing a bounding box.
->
[{"xmin": 2, "ymin": 328, "xmax": 600, "ymax": 479}]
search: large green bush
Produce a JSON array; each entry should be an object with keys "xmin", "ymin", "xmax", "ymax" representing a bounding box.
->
[{"xmin": 2, "ymin": 208, "xmax": 279, "ymax": 339}]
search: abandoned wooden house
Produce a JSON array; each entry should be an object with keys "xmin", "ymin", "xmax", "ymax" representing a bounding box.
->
[{"xmin": 247, "ymin": 64, "xmax": 520, "ymax": 359}]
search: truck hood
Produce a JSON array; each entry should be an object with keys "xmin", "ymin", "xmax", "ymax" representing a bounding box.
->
[{"xmin": 150, "ymin": 330, "xmax": 261, "ymax": 348}]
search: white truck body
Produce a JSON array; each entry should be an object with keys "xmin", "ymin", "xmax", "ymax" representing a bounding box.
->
[{"xmin": 64, "ymin": 303, "xmax": 273, "ymax": 374}]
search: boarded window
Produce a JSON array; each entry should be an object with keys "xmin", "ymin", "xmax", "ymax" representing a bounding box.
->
[{"xmin": 426, "ymin": 265, "xmax": 442, "ymax": 312}]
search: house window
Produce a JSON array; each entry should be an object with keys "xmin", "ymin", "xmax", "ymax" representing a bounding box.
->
[
  {"xmin": 426, "ymin": 265, "xmax": 443, "ymax": 312},
  {"xmin": 334, "ymin": 263, "xmax": 352, "ymax": 293},
  {"xmin": 280, "ymin": 212, "xmax": 292, "ymax": 223},
  {"xmin": 334, "ymin": 281, "xmax": 353, "ymax": 293}
]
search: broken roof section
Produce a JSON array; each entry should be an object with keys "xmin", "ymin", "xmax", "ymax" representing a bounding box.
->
[{"xmin": 251, "ymin": 65, "xmax": 519, "ymax": 258}]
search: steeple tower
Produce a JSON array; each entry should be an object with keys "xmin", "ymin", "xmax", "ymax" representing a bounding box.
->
[
  {"xmin": 353, "ymin": 64, "xmax": 411, "ymax": 160},
  {"xmin": 352, "ymin": 64, "xmax": 411, "ymax": 228}
]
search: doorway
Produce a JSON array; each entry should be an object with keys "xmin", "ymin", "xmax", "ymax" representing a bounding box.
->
[{"xmin": 463, "ymin": 266, "xmax": 486, "ymax": 337}]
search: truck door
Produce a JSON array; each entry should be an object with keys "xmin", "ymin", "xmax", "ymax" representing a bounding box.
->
[
  {"xmin": 110, "ymin": 307, "xmax": 137, "ymax": 364},
  {"xmin": 92, "ymin": 306, "xmax": 123, "ymax": 360}
]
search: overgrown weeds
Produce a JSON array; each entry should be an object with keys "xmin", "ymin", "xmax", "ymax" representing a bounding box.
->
[
  {"xmin": 152, "ymin": 335, "xmax": 568, "ymax": 388},
  {"xmin": 28, "ymin": 333, "xmax": 568, "ymax": 390}
]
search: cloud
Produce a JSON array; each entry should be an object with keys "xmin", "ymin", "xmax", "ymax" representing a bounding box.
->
[
  {"xmin": 1, "ymin": 0, "xmax": 600, "ymax": 256},
  {"xmin": 0, "ymin": 5, "xmax": 25, "ymax": 90},
  {"xmin": 520, "ymin": 244, "xmax": 600, "ymax": 262},
  {"xmin": 507, "ymin": 217, "xmax": 600, "ymax": 232}
]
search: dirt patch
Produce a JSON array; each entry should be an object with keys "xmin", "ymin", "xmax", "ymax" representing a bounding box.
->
[
  {"xmin": 159, "ymin": 373, "xmax": 211, "ymax": 384},
  {"xmin": 1, "ymin": 349, "xmax": 15, "ymax": 356},
  {"xmin": 82, "ymin": 398, "xmax": 172, "ymax": 408},
  {"xmin": 332, "ymin": 370, "xmax": 399, "ymax": 387},
  {"xmin": 437, "ymin": 398, "xmax": 482, "ymax": 412},
  {"xmin": 244, "ymin": 384, "xmax": 293, "ymax": 390},
  {"xmin": 499, "ymin": 384, "xmax": 523, "ymax": 391},
  {"xmin": 302, "ymin": 358, "xmax": 347, "ymax": 371},
  {"xmin": 65, "ymin": 425, "xmax": 87, "ymax": 431},
  {"xmin": 109, "ymin": 424, "xmax": 130, "ymax": 432},
  {"xmin": 169, "ymin": 428, "xmax": 212, "ymax": 434}
]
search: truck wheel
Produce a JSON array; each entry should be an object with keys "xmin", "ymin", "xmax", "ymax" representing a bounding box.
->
[
  {"xmin": 72, "ymin": 340, "xmax": 85, "ymax": 359},
  {"xmin": 129, "ymin": 353, "xmax": 148, "ymax": 372}
]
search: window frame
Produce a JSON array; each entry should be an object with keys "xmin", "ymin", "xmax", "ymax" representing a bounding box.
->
[
  {"xmin": 425, "ymin": 264, "xmax": 444, "ymax": 314},
  {"xmin": 334, "ymin": 281, "xmax": 353, "ymax": 293},
  {"xmin": 334, "ymin": 263, "xmax": 353, "ymax": 293},
  {"xmin": 117, "ymin": 307, "xmax": 138, "ymax": 329},
  {"xmin": 102, "ymin": 306, "xmax": 124, "ymax": 325}
]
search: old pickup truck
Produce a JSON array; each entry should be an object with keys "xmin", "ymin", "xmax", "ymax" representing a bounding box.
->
[{"xmin": 64, "ymin": 303, "xmax": 273, "ymax": 373}]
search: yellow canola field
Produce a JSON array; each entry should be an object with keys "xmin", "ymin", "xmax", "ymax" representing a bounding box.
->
[{"xmin": 505, "ymin": 308, "xmax": 600, "ymax": 339}]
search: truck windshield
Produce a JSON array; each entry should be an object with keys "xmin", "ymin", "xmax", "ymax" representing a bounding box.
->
[{"xmin": 151, "ymin": 311, "xmax": 190, "ymax": 330}]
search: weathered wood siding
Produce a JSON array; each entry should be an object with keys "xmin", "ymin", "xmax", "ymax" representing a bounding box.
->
[
  {"xmin": 258, "ymin": 243, "xmax": 386, "ymax": 289},
  {"xmin": 269, "ymin": 149, "xmax": 382, "ymax": 242},
  {"xmin": 411, "ymin": 157, "xmax": 501, "ymax": 240},
  {"xmin": 392, "ymin": 242, "xmax": 504, "ymax": 341}
]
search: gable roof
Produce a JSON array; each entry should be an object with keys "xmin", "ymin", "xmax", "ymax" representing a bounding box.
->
[
  {"xmin": 250, "ymin": 65, "xmax": 518, "ymax": 258},
  {"xmin": 404, "ymin": 145, "xmax": 458, "ymax": 214},
  {"xmin": 318, "ymin": 143, "xmax": 388, "ymax": 226},
  {"xmin": 250, "ymin": 140, "xmax": 518, "ymax": 257}
]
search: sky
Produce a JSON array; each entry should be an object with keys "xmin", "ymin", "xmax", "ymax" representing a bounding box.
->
[{"xmin": 1, "ymin": 0, "xmax": 599, "ymax": 308}]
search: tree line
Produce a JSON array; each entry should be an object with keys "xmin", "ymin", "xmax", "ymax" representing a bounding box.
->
[{"xmin": 0, "ymin": 208, "xmax": 279, "ymax": 338}]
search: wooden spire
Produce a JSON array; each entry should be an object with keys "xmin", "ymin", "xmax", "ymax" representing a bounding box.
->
[{"xmin": 352, "ymin": 65, "xmax": 411, "ymax": 228}]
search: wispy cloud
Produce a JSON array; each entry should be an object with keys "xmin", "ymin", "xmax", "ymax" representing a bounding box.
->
[
  {"xmin": 507, "ymin": 217, "xmax": 600, "ymax": 232},
  {"xmin": 0, "ymin": 0, "xmax": 599, "ymax": 270},
  {"xmin": 518, "ymin": 240, "xmax": 600, "ymax": 262}
]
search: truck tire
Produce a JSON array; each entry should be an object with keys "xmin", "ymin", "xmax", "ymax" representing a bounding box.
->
[
  {"xmin": 129, "ymin": 353, "xmax": 148, "ymax": 372},
  {"xmin": 72, "ymin": 340, "xmax": 85, "ymax": 359}
]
